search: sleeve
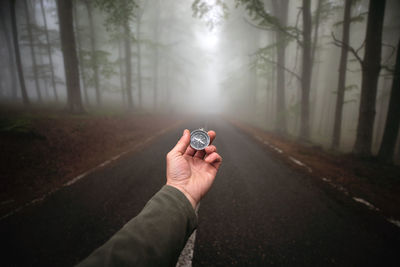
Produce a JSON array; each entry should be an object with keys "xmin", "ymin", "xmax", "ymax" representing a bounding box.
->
[{"xmin": 76, "ymin": 185, "xmax": 198, "ymax": 267}]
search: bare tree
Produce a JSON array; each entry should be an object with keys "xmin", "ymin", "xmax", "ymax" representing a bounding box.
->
[
  {"xmin": 57, "ymin": 0, "xmax": 84, "ymax": 112},
  {"xmin": 9, "ymin": 0, "xmax": 30, "ymax": 106},
  {"xmin": 378, "ymin": 38, "xmax": 400, "ymax": 162},
  {"xmin": 353, "ymin": 0, "xmax": 386, "ymax": 156},
  {"xmin": 331, "ymin": 0, "xmax": 352, "ymax": 150}
]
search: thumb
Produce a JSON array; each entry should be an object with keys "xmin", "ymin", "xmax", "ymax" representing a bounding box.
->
[{"xmin": 171, "ymin": 129, "xmax": 190, "ymax": 155}]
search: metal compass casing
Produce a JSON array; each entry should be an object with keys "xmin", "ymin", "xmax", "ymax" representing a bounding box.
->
[{"xmin": 190, "ymin": 129, "xmax": 210, "ymax": 150}]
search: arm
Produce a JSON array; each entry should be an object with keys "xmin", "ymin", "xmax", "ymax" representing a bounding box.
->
[
  {"xmin": 77, "ymin": 185, "xmax": 196, "ymax": 267},
  {"xmin": 77, "ymin": 129, "xmax": 222, "ymax": 266}
]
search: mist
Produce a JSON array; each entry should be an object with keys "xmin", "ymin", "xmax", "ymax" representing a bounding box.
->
[{"xmin": 1, "ymin": 1, "xmax": 400, "ymax": 265}]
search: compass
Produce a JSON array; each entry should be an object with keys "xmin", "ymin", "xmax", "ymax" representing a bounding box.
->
[{"xmin": 190, "ymin": 129, "xmax": 210, "ymax": 150}]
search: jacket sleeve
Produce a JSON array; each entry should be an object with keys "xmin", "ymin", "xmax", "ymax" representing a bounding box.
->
[{"xmin": 76, "ymin": 185, "xmax": 198, "ymax": 267}]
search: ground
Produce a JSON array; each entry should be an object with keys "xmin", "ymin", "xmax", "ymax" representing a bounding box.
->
[
  {"xmin": 0, "ymin": 105, "xmax": 180, "ymax": 217},
  {"xmin": 1, "ymin": 114, "xmax": 399, "ymax": 266},
  {"xmin": 231, "ymin": 119, "xmax": 400, "ymax": 223}
]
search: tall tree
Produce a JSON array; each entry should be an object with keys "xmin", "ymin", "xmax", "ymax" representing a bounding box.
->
[
  {"xmin": 84, "ymin": 0, "xmax": 101, "ymax": 106},
  {"xmin": 9, "ymin": 0, "xmax": 30, "ymax": 106},
  {"xmin": 0, "ymin": 6, "xmax": 18, "ymax": 99},
  {"xmin": 73, "ymin": 0, "xmax": 89, "ymax": 105},
  {"xmin": 353, "ymin": 0, "xmax": 386, "ymax": 156},
  {"xmin": 39, "ymin": 0, "xmax": 58, "ymax": 102},
  {"xmin": 331, "ymin": 0, "xmax": 352, "ymax": 150},
  {"xmin": 23, "ymin": 0, "xmax": 42, "ymax": 102},
  {"xmin": 123, "ymin": 18, "xmax": 133, "ymax": 108},
  {"xmin": 271, "ymin": 0, "xmax": 289, "ymax": 135},
  {"xmin": 299, "ymin": 0, "xmax": 312, "ymax": 141},
  {"xmin": 95, "ymin": 0, "xmax": 137, "ymax": 109},
  {"xmin": 378, "ymin": 38, "xmax": 400, "ymax": 162},
  {"xmin": 57, "ymin": 0, "xmax": 84, "ymax": 113},
  {"xmin": 152, "ymin": 0, "xmax": 160, "ymax": 109},
  {"xmin": 136, "ymin": 6, "xmax": 144, "ymax": 109}
]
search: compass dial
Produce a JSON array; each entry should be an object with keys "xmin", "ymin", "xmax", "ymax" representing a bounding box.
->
[{"xmin": 190, "ymin": 129, "xmax": 210, "ymax": 150}]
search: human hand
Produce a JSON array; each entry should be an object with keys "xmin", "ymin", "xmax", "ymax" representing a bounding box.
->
[{"xmin": 166, "ymin": 129, "xmax": 222, "ymax": 209}]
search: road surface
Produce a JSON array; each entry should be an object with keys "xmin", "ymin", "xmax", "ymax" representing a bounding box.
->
[{"xmin": 1, "ymin": 118, "xmax": 399, "ymax": 266}]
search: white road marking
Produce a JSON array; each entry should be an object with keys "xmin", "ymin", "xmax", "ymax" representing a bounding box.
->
[
  {"xmin": 322, "ymin": 177, "xmax": 331, "ymax": 182},
  {"xmin": 0, "ymin": 123, "xmax": 180, "ymax": 222},
  {"xmin": 270, "ymin": 145, "xmax": 283, "ymax": 153},
  {"xmin": 250, "ymin": 131, "xmax": 400, "ymax": 231},
  {"xmin": 387, "ymin": 218, "xmax": 400, "ymax": 228},
  {"xmin": 176, "ymin": 204, "xmax": 199, "ymax": 267},
  {"xmin": 352, "ymin": 197, "xmax": 379, "ymax": 211},
  {"xmin": 289, "ymin": 156, "xmax": 312, "ymax": 173}
]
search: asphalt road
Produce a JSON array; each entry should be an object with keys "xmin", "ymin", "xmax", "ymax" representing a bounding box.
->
[{"xmin": 1, "ymin": 118, "xmax": 399, "ymax": 266}]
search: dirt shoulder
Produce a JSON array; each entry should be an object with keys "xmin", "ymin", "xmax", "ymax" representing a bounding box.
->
[
  {"xmin": 0, "ymin": 107, "xmax": 181, "ymax": 217},
  {"xmin": 231, "ymin": 119, "xmax": 400, "ymax": 224}
]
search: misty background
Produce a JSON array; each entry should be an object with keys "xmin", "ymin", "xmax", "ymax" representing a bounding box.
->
[{"xmin": 0, "ymin": 0, "xmax": 399, "ymax": 161}]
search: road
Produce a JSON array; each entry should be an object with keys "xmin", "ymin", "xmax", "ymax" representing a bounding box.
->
[{"xmin": 1, "ymin": 118, "xmax": 399, "ymax": 266}]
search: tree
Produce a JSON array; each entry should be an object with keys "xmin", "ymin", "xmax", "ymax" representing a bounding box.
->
[
  {"xmin": 378, "ymin": 38, "xmax": 400, "ymax": 162},
  {"xmin": 353, "ymin": 0, "xmax": 386, "ymax": 156},
  {"xmin": 9, "ymin": 0, "xmax": 30, "ymax": 106},
  {"xmin": 0, "ymin": 5, "xmax": 18, "ymax": 99},
  {"xmin": 331, "ymin": 0, "xmax": 352, "ymax": 150},
  {"xmin": 231, "ymin": 0, "xmax": 297, "ymax": 134},
  {"xmin": 23, "ymin": 0, "xmax": 42, "ymax": 102},
  {"xmin": 271, "ymin": 0, "xmax": 289, "ymax": 135},
  {"xmin": 95, "ymin": 0, "xmax": 138, "ymax": 109},
  {"xmin": 152, "ymin": 0, "xmax": 160, "ymax": 109},
  {"xmin": 57, "ymin": 0, "xmax": 84, "ymax": 113},
  {"xmin": 135, "ymin": 1, "xmax": 146, "ymax": 109},
  {"xmin": 73, "ymin": 0, "xmax": 89, "ymax": 105},
  {"xmin": 299, "ymin": 0, "xmax": 312, "ymax": 141},
  {"xmin": 40, "ymin": 0, "xmax": 58, "ymax": 102},
  {"xmin": 84, "ymin": 0, "xmax": 102, "ymax": 106}
]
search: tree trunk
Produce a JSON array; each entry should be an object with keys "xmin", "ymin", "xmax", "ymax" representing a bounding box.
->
[
  {"xmin": 311, "ymin": 0, "xmax": 322, "ymax": 66},
  {"xmin": 299, "ymin": 0, "xmax": 312, "ymax": 141},
  {"xmin": 378, "ymin": 38, "xmax": 400, "ymax": 162},
  {"xmin": 0, "ymin": 9, "xmax": 18, "ymax": 99},
  {"xmin": 153, "ymin": 0, "xmax": 160, "ymax": 110},
  {"xmin": 271, "ymin": 0, "xmax": 289, "ymax": 135},
  {"xmin": 57, "ymin": 0, "xmax": 83, "ymax": 113},
  {"xmin": 136, "ymin": 17, "xmax": 143, "ymax": 109},
  {"xmin": 73, "ymin": 0, "xmax": 89, "ymax": 106},
  {"xmin": 118, "ymin": 34, "xmax": 125, "ymax": 106},
  {"xmin": 40, "ymin": 0, "xmax": 58, "ymax": 102},
  {"xmin": 85, "ymin": 0, "xmax": 101, "ymax": 106},
  {"xmin": 124, "ymin": 20, "xmax": 133, "ymax": 109},
  {"xmin": 9, "ymin": 0, "xmax": 29, "ymax": 106},
  {"xmin": 331, "ymin": 0, "xmax": 352, "ymax": 150},
  {"xmin": 353, "ymin": 0, "xmax": 386, "ymax": 156},
  {"xmin": 23, "ymin": 0, "xmax": 42, "ymax": 102}
]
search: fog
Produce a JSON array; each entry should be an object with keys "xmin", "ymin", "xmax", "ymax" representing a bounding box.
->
[{"xmin": 1, "ymin": 0, "xmax": 400, "ymax": 160}]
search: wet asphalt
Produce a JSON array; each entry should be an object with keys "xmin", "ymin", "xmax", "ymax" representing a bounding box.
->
[{"xmin": 1, "ymin": 118, "xmax": 399, "ymax": 266}]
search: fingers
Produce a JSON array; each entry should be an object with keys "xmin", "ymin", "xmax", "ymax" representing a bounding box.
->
[
  {"xmin": 204, "ymin": 152, "xmax": 222, "ymax": 170},
  {"xmin": 192, "ymin": 130, "xmax": 216, "ymax": 158},
  {"xmin": 171, "ymin": 129, "xmax": 190, "ymax": 155}
]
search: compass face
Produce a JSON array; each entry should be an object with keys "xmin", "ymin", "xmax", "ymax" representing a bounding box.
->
[{"xmin": 190, "ymin": 129, "xmax": 210, "ymax": 150}]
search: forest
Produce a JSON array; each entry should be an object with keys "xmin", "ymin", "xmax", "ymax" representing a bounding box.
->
[
  {"xmin": 1, "ymin": 0, "xmax": 399, "ymax": 164},
  {"xmin": 0, "ymin": 0, "xmax": 399, "ymax": 162},
  {"xmin": 1, "ymin": 1, "xmax": 400, "ymax": 266}
]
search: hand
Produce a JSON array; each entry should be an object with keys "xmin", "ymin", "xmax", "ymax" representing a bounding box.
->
[{"xmin": 166, "ymin": 129, "xmax": 222, "ymax": 209}]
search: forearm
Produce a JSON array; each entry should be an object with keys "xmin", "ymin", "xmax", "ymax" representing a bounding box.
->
[{"xmin": 77, "ymin": 185, "xmax": 198, "ymax": 267}]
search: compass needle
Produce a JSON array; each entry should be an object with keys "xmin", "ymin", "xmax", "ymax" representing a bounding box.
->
[{"xmin": 190, "ymin": 129, "xmax": 210, "ymax": 150}]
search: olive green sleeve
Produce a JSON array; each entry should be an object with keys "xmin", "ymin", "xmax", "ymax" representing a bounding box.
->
[{"xmin": 76, "ymin": 185, "xmax": 198, "ymax": 267}]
